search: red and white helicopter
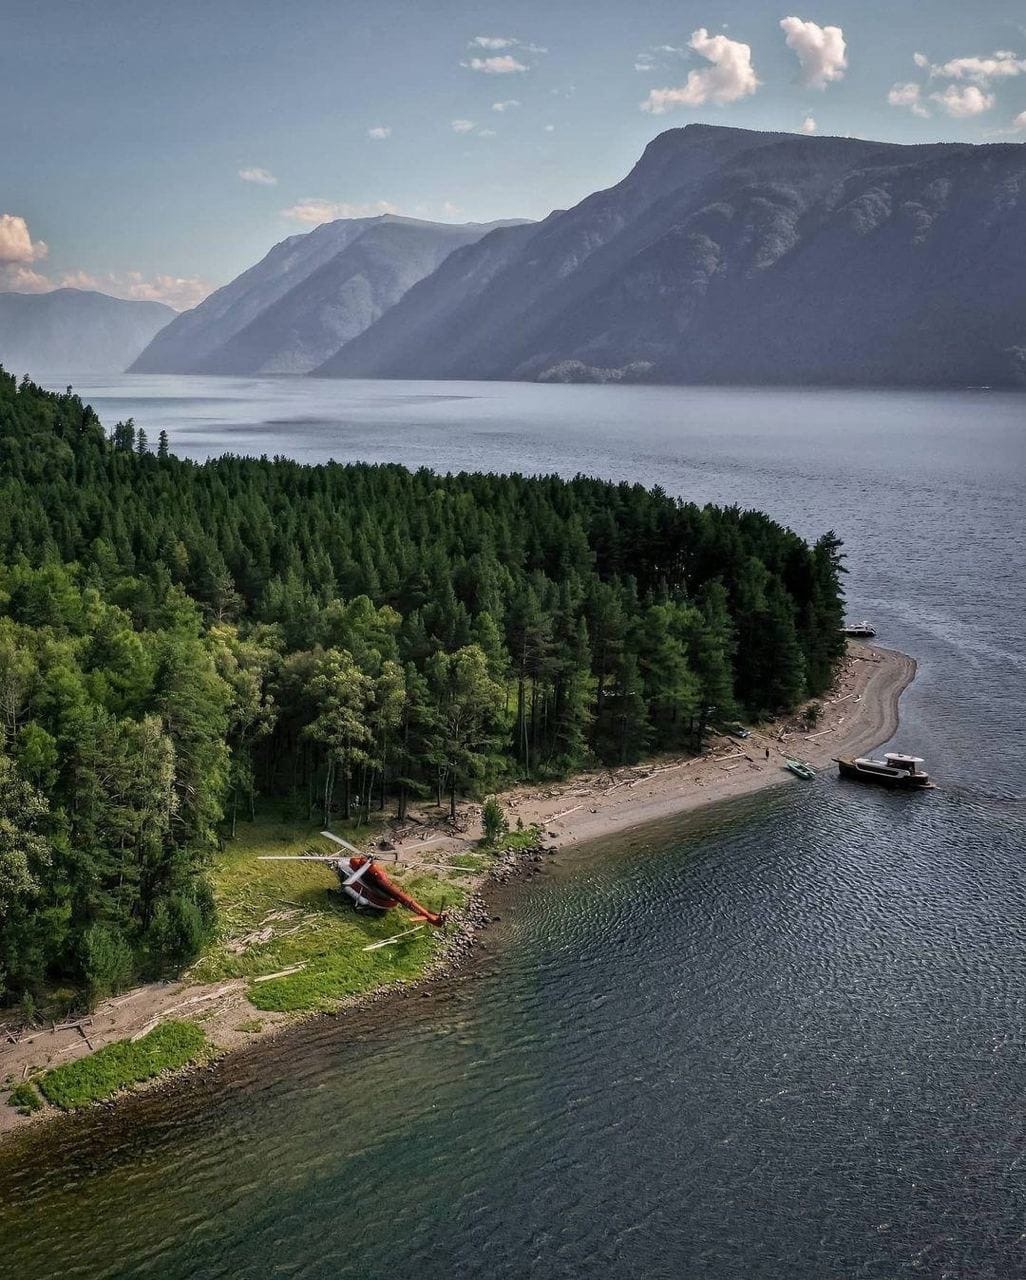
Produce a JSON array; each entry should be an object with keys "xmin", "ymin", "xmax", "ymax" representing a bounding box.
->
[{"xmin": 259, "ymin": 830, "xmax": 445, "ymax": 927}]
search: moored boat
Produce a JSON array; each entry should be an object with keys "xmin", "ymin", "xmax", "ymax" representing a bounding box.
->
[
  {"xmin": 842, "ymin": 619, "xmax": 877, "ymax": 637},
  {"xmin": 836, "ymin": 752, "xmax": 933, "ymax": 789},
  {"xmin": 784, "ymin": 757, "xmax": 816, "ymax": 780}
]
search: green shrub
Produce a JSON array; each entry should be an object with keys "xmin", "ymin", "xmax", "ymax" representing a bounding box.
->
[
  {"xmin": 8, "ymin": 1080, "xmax": 43, "ymax": 1112},
  {"xmin": 144, "ymin": 885, "xmax": 215, "ymax": 978},
  {"xmin": 81, "ymin": 924, "xmax": 135, "ymax": 1008},
  {"xmin": 37, "ymin": 1020, "xmax": 208, "ymax": 1109},
  {"xmin": 480, "ymin": 796, "xmax": 508, "ymax": 846}
]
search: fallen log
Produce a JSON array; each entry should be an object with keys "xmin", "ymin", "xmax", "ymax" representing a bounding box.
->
[{"xmin": 253, "ymin": 965, "xmax": 306, "ymax": 983}]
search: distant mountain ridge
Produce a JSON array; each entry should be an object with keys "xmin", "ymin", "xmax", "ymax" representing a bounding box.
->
[
  {"xmin": 314, "ymin": 125, "xmax": 1026, "ymax": 389},
  {"xmin": 0, "ymin": 289, "xmax": 174, "ymax": 377},
  {"xmin": 131, "ymin": 215, "xmax": 525, "ymax": 375}
]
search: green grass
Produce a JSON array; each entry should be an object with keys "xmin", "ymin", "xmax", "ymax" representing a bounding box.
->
[
  {"xmin": 504, "ymin": 823, "xmax": 543, "ymax": 852},
  {"xmin": 448, "ymin": 851, "xmax": 491, "ymax": 871},
  {"xmin": 191, "ymin": 817, "xmax": 470, "ymax": 1014},
  {"xmin": 37, "ymin": 1021, "xmax": 208, "ymax": 1110},
  {"xmin": 7, "ymin": 1080, "xmax": 43, "ymax": 1113}
]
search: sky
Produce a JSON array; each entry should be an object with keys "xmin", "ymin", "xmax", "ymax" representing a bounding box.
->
[{"xmin": 2, "ymin": 0, "xmax": 1025, "ymax": 309}]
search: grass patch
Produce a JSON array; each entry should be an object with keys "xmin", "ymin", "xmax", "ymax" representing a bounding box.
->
[
  {"xmin": 504, "ymin": 823, "xmax": 543, "ymax": 852},
  {"xmin": 448, "ymin": 852, "xmax": 490, "ymax": 872},
  {"xmin": 192, "ymin": 817, "xmax": 470, "ymax": 1014},
  {"xmin": 37, "ymin": 1021, "xmax": 208, "ymax": 1110},
  {"xmin": 235, "ymin": 1018, "xmax": 264, "ymax": 1034},
  {"xmin": 8, "ymin": 1081, "xmax": 43, "ymax": 1113}
]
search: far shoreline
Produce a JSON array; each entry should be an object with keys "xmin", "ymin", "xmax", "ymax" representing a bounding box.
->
[{"xmin": 0, "ymin": 642, "xmax": 914, "ymax": 1145}]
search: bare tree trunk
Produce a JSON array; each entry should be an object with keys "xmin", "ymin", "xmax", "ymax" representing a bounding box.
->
[{"xmin": 323, "ymin": 759, "xmax": 333, "ymax": 828}]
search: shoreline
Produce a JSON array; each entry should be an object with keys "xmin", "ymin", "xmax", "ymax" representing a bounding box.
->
[{"xmin": 0, "ymin": 642, "xmax": 914, "ymax": 1143}]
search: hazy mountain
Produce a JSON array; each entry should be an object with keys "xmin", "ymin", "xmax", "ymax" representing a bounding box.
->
[
  {"xmin": 315, "ymin": 125, "xmax": 1026, "ymax": 389},
  {"xmin": 0, "ymin": 289, "xmax": 174, "ymax": 377},
  {"xmin": 131, "ymin": 215, "xmax": 523, "ymax": 375}
]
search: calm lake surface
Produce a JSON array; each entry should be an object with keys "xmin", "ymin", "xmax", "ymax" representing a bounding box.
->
[{"xmin": 3, "ymin": 376, "xmax": 1025, "ymax": 1278}]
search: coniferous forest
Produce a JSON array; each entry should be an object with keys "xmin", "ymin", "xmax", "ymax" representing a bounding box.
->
[{"xmin": 0, "ymin": 371, "xmax": 846, "ymax": 1005}]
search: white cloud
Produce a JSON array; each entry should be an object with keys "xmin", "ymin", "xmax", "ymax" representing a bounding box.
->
[
  {"xmin": 800, "ymin": 114, "xmax": 817, "ymax": 134},
  {"xmin": 464, "ymin": 55, "xmax": 528, "ymax": 74},
  {"xmin": 367, "ymin": 125, "xmax": 392, "ymax": 140},
  {"xmin": 491, "ymin": 99, "xmax": 521, "ymax": 111},
  {"xmin": 451, "ymin": 119, "xmax": 477, "ymax": 133},
  {"xmin": 0, "ymin": 213, "xmax": 48, "ymax": 265},
  {"xmin": 543, "ymin": 123, "xmax": 555, "ymax": 132},
  {"xmin": 238, "ymin": 167, "xmax": 277, "ymax": 186},
  {"xmin": 635, "ymin": 45, "xmax": 685, "ymax": 72},
  {"xmin": 0, "ymin": 214, "xmax": 208, "ymax": 309},
  {"xmin": 0, "ymin": 266, "xmax": 50, "ymax": 292},
  {"xmin": 891, "ymin": 48, "xmax": 1021, "ymax": 122},
  {"xmin": 0, "ymin": 214, "xmax": 50, "ymax": 291},
  {"xmin": 922, "ymin": 51, "xmax": 1026, "ymax": 83},
  {"xmin": 280, "ymin": 199, "xmax": 399, "ymax": 224},
  {"xmin": 1010, "ymin": 109, "xmax": 1026, "ymax": 131},
  {"xmin": 476, "ymin": 128, "xmax": 497, "ymax": 138},
  {"xmin": 930, "ymin": 83, "xmax": 995, "ymax": 116},
  {"xmin": 441, "ymin": 201, "xmax": 463, "ymax": 217},
  {"xmin": 471, "ymin": 36, "xmax": 515, "ymax": 50},
  {"xmin": 779, "ymin": 17, "xmax": 847, "ymax": 90},
  {"xmin": 641, "ymin": 28, "xmax": 759, "ymax": 112},
  {"xmin": 58, "ymin": 270, "xmax": 211, "ymax": 310},
  {"xmin": 888, "ymin": 82, "xmax": 930, "ymax": 117}
]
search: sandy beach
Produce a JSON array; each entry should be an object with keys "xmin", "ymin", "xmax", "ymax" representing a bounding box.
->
[
  {"xmin": 0, "ymin": 642, "xmax": 913, "ymax": 1137},
  {"xmin": 507, "ymin": 641, "xmax": 915, "ymax": 847}
]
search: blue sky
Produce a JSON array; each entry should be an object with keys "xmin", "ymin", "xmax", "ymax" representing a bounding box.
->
[{"xmin": 2, "ymin": 0, "xmax": 1025, "ymax": 308}]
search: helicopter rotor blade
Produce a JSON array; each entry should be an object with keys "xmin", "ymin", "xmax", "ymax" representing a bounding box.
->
[
  {"xmin": 320, "ymin": 830, "xmax": 365, "ymax": 857},
  {"xmin": 256, "ymin": 855, "xmax": 341, "ymax": 862},
  {"xmin": 341, "ymin": 860, "xmax": 374, "ymax": 887}
]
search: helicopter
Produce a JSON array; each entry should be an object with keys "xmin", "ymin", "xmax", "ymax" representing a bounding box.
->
[{"xmin": 258, "ymin": 830, "xmax": 446, "ymax": 926}]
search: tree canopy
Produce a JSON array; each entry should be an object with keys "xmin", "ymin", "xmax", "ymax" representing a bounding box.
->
[{"xmin": 0, "ymin": 369, "xmax": 846, "ymax": 1005}]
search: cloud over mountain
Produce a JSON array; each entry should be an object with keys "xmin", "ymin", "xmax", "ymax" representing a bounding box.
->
[
  {"xmin": 779, "ymin": 17, "xmax": 847, "ymax": 90},
  {"xmin": 641, "ymin": 29, "xmax": 759, "ymax": 113},
  {"xmin": 281, "ymin": 199, "xmax": 399, "ymax": 224},
  {"xmin": 0, "ymin": 214, "xmax": 49, "ymax": 290}
]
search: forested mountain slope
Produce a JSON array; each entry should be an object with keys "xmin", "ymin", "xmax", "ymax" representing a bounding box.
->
[
  {"xmin": 316, "ymin": 125, "xmax": 1026, "ymax": 388},
  {"xmin": 0, "ymin": 289, "xmax": 174, "ymax": 377},
  {"xmin": 0, "ymin": 370, "xmax": 845, "ymax": 1003},
  {"xmin": 131, "ymin": 216, "xmax": 521, "ymax": 375}
]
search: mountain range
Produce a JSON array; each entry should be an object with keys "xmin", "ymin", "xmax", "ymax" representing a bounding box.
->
[
  {"xmin": 124, "ymin": 125, "xmax": 1026, "ymax": 389},
  {"xmin": 0, "ymin": 289, "xmax": 174, "ymax": 377},
  {"xmin": 315, "ymin": 125, "xmax": 1026, "ymax": 388},
  {"xmin": 131, "ymin": 215, "xmax": 523, "ymax": 375}
]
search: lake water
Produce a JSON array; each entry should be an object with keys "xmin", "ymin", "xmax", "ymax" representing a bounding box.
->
[{"xmin": 2, "ymin": 376, "xmax": 1025, "ymax": 1278}]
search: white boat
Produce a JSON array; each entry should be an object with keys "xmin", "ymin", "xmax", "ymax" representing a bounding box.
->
[{"xmin": 836, "ymin": 753, "xmax": 933, "ymax": 789}]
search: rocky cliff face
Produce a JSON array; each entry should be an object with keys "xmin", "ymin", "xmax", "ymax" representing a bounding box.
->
[
  {"xmin": 0, "ymin": 289, "xmax": 175, "ymax": 377},
  {"xmin": 315, "ymin": 125, "xmax": 1026, "ymax": 389},
  {"xmin": 131, "ymin": 216, "xmax": 522, "ymax": 375}
]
